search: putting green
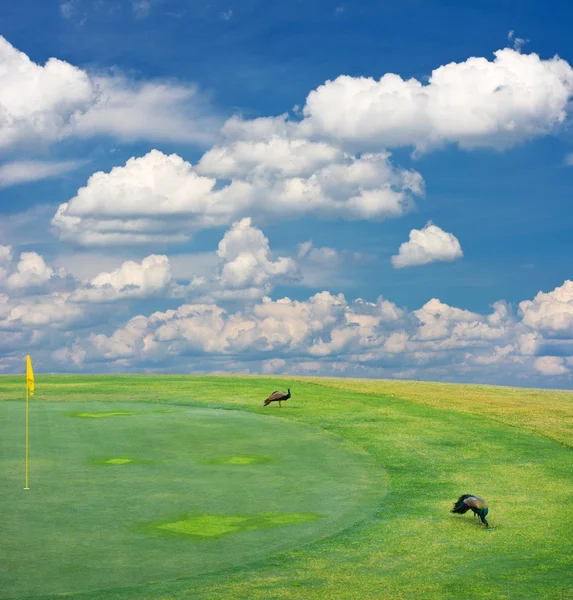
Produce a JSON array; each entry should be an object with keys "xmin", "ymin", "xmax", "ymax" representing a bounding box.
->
[{"xmin": 0, "ymin": 401, "xmax": 383, "ymax": 598}]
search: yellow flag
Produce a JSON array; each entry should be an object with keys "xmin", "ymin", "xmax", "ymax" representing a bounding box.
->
[{"xmin": 26, "ymin": 355, "xmax": 34, "ymax": 396}]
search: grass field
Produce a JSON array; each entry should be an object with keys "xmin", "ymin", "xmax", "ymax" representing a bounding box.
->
[{"xmin": 1, "ymin": 375, "xmax": 572, "ymax": 600}]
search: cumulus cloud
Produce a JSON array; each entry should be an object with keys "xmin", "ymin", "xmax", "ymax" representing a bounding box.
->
[
  {"xmin": 299, "ymin": 48, "xmax": 573, "ymax": 152},
  {"xmin": 0, "ymin": 35, "xmax": 217, "ymax": 151},
  {"xmin": 533, "ymin": 356, "xmax": 569, "ymax": 376},
  {"xmin": 51, "ymin": 149, "xmax": 424, "ymax": 245},
  {"xmin": 0, "ymin": 292, "xmax": 89, "ymax": 331},
  {"xmin": 519, "ymin": 280, "xmax": 573, "ymax": 336},
  {"xmin": 213, "ymin": 218, "xmax": 298, "ymax": 296},
  {"xmin": 391, "ymin": 222, "xmax": 463, "ymax": 268},
  {"xmin": 50, "ymin": 288, "xmax": 488, "ymax": 372},
  {"xmin": 6, "ymin": 252, "xmax": 55, "ymax": 290},
  {"xmin": 0, "ymin": 160, "xmax": 82, "ymax": 188},
  {"xmin": 45, "ymin": 45, "xmax": 573, "ymax": 248},
  {"xmin": 0, "ymin": 249, "xmax": 75, "ymax": 296},
  {"xmin": 0, "ymin": 264, "xmax": 566, "ymax": 385},
  {"xmin": 54, "ymin": 219, "xmax": 298, "ymax": 302},
  {"xmin": 0, "ymin": 36, "xmax": 93, "ymax": 150},
  {"xmin": 72, "ymin": 254, "xmax": 172, "ymax": 302},
  {"xmin": 220, "ymin": 114, "xmax": 295, "ymax": 141},
  {"xmin": 197, "ymin": 137, "xmax": 343, "ymax": 179}
]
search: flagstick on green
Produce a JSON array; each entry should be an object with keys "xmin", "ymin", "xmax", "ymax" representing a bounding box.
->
[{"xmin": 25, "ymin": 354, "xmax": 34, "ymax": 491}]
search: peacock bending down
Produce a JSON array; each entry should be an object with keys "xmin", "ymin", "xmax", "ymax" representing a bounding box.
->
[{"xmin": 452, "ymin": 494, "xmax": 489, "ymax": 526}]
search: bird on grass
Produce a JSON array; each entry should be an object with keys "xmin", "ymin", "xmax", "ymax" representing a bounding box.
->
[
  {"xmin": 262, "ymin": 388, "xmax": 291, "ymax": 408},
  {"xmin": 451, "ymin": 494, "xmax": 489, "ymax": 526}
]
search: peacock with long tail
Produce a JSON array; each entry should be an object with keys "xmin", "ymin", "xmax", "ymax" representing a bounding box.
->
[
  {"xmin": 451, "ymin": 494, "xmax": 489, "ymax": 526},
  {"xmin": 262, "ymin": 388, "xmax": 291, "ymax": 408}
]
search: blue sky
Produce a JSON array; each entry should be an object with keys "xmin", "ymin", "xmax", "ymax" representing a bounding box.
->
[{"xmin": 1, "ymin": 0, "xmax": 573, "ymax": 387}]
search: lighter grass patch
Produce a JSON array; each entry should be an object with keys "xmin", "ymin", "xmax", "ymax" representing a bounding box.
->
[
  {"xmin": 225, "ymin": 456, "xmax": 257, "ymax": 465},
  {"xmin": 105, "ymin": 458, "xmax": 134, "ymax": 465},
  {"xmin": 69, "ymin": 411, "xmax": 137, "ymax": 418},
  {"xmin": 201, "ymin": 454, "xmax": 277, "ymax": 466},
  {"xmin": 158, "ymin": 515, "xmax": 247, "ymax": 537},
  {"xmin": 89, "ymin": 456, "xmax": 154, "ymax": 466},
  {"xmin": 135, "ymin": 511, "xmax": 323, "ymax": 540}
]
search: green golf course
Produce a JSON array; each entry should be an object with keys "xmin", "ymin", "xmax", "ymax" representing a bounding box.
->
[{"xmin": 1, "ymin": 375, "xmax": 572, "ymax": 599}]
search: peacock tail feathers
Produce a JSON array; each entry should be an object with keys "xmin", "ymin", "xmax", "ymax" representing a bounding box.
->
[{"xmin": 452, "ymin": 494, "xmax": 472, "ymax": 514}]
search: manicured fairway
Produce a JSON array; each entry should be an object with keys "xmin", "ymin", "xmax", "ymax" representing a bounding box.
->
[{"xmin": 1, "ymin": 375, "xmax": 573, "ymax": 600}]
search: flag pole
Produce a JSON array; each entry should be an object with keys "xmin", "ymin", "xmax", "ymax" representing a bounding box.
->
[
  {"xmin": 25, "ymin": 381, "xmax": 29, "ymax": 490},
  {"xmin": 24, "ymin": 354, "xmax": 33, "ymax": 491}
]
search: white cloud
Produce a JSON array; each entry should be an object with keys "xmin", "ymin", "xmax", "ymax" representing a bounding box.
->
[
  {"xmin": 391, "ymin": 222, "xmax": 463, "ymax": 268},
  {"xmin": 261, "ymin": 358, "xmax": 287, "ymax": 373},
  {"xmin": 221, "ymin": 114, "xmax": 294, "ymax": 141},
  {"xmin": 214, "ymin": 218, "xmax": 298, "ymax": 296},
  {"xmin": 55, "ymin": 250, "xmax": 219, "ymax": 282},
  {"xmin": 197, "ymin": 137, "xmax": 342, "ymax": 179},
  {"xmin": 72, "ymin": 254, "xmax": 172, "ymax": 302},
  {"xmin": 0, "ymin": 249, "xmax": 77, "ymax": 298},
  {"xmin": 0, "ymin": 36, "xmax": 94, "ymax": 150},
  {"xmin": 0, "ymin": 265, "xmax": 565, "ymax": 385},
  {"xmin": 533, "ymin": 356, "xmax": 569, "ymax": 376},
  {"xmin": 519, "ymin": 280, "xmax": 573, "ymax": 336},
  {"xmin": 299, "ymin": 48, "xmax": 573, "ymax": 152},
  {"xmin": 0, "ymin": 292, "xmax": 87, "ymax": 331},
  {"xmin": 564, "ymin": 152, "xmax": 573, "ymax": 166},
  {"xmin": 413, "ymin": 298, "xmax": 486, "ymax": 342},
  {"xmin": 69, "ymin": 75, "xmax": 218, "ymax": 145},
  {"xmin": 6, "ymin": 252, "xmax": 55, "ymax": 290},
  {"xmin": 51, "ymin": 150, "xmax": 217, "ymax": 245},
  {"xmin": 0, "ymin": 160, "xmax": 82, "ymax": 188},
  {"xmin": 0, "ymin": 35, "xmax": 217, "ymax": 151},
  {"xmin": 54, "ymin": 220, "xmax": 298, "ymax": 302},
  {"xmin": 52, "ymin": 149, "xmax": 424, "ymax": 245}
]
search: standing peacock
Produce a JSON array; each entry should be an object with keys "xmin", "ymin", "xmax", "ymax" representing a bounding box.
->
[
  {"xmin": 262, "ymin": 388, "xmax": 291, "ymax": 408},
  {"xmin": 451, "ymin": 494, "xmax": 489, "ymax": 526}
]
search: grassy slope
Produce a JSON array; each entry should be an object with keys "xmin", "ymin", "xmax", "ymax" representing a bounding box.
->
[
  {"xmin": 293, "ymin": 377, "xmax": 573, "ymax": 448},
  {"xmin": 1, "ymin": 375, "xmax": 572, "ymax": 600}
]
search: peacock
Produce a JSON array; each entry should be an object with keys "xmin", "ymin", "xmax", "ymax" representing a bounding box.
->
[
  {"xmin": 262, "ymin": 388, "xmax": 291, "ymax": 408},
  {"xmin": 451, "ymin": 494, "xmax": 489, "ymax": 526}
]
